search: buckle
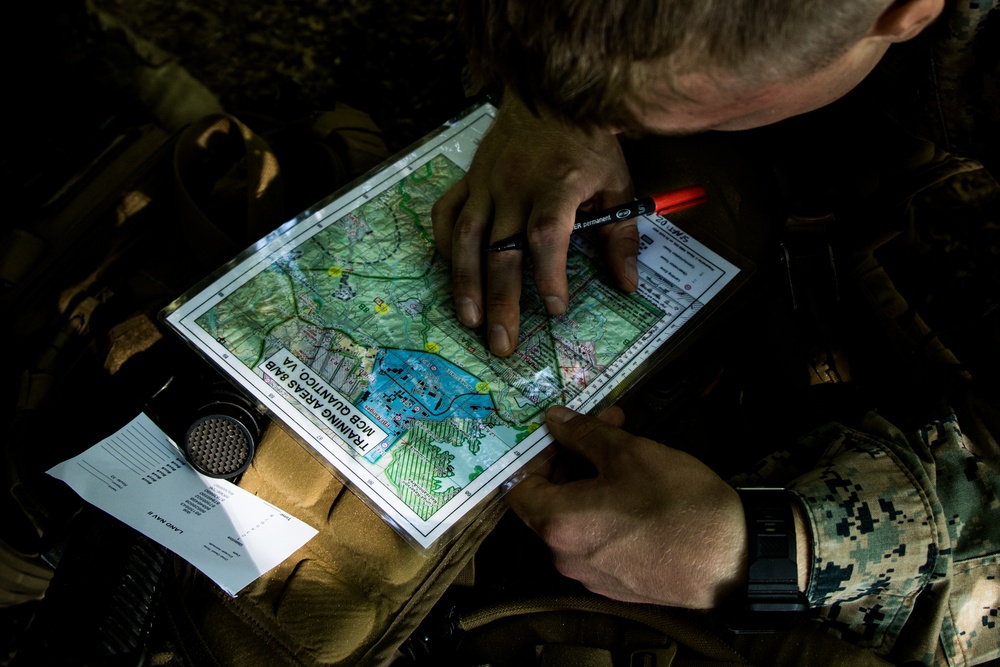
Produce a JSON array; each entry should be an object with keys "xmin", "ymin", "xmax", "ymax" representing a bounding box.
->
[
  {"xmin": 780, "ymin": 237, "xmax": 839, "ymax": 312},
  {"xmin": 780, "ymin": 213, "xmax": 840, "ymax": 313},
  {"xmin": 629, "ymin": 642, "xmax": 678, "ymax": 667}
]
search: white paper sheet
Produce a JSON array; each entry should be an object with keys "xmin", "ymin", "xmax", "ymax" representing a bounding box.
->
[{"xmin": 47, "ymin": 413, "xmax": 317, "ymax": 596}]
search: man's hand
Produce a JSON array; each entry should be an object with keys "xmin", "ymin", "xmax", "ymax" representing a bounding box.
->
[
  {"xmin": 505, "ymin": 406, "xmax": 748, "ymax": 609},
  {"xmin": 1, "ymin": 537, "xmax": 53, "ymax": 607},
  {"xmin": 431, "ymin": 93, "xmax": 636, "ymax": 357}
]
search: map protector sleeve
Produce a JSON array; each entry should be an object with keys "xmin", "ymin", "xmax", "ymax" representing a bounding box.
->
[{"xmin": 160, "ymin": 100, "xmax": 751, "ymax": 551}]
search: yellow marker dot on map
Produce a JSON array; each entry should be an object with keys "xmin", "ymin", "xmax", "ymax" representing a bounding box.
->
[
  {"xmin": 327, "ymin": 266, "xmax": 342, "ymax": 277},
  {"xmin": 476, "ymin": 381, "xmax": 490, "ymax": 394},
  {"xmin": 424, "ymin": 342, "xmax": 440, "ymax": 353},
  {"xmin": 375, "ymin": 303, "xmax": 390, "ymax": 314}
]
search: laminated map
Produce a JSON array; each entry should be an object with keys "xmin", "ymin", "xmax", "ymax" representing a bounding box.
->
[{"xmin": 162, "ymin": 102, "xmax": 742, "ymax": 549}]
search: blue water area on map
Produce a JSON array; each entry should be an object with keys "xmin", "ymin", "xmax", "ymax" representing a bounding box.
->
[{"xmin": 360, "ymin": 348, "xmax": 495, "ymax": 462}]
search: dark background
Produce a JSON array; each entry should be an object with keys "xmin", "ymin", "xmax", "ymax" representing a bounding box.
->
[
  {"xmin": 85, "ymin": 0, "xmax": 471, "ymax": 145},
  {"xmin": 3, "ymin": 0, "xmax": 471, "ymax": 225}
]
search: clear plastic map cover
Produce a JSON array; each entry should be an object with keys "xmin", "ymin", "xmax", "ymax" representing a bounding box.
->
[{"xmin": 161, "ymin": 101, "xmax": 749, "ymax": 551}]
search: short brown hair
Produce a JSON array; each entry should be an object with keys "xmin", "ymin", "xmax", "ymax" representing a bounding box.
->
[{"xmin": 462, "ymin": 0, "xmax": 892, "ymax": 130}]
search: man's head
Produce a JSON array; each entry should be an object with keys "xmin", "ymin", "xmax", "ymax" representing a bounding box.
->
[{"xmin": 463, "ymin": 0, "xmax": 945, "ymax": 133}]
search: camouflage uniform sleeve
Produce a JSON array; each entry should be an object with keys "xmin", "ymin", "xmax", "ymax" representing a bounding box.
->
[{"xmin": 736, "ymin": 411, "xmax": 1000, "ymax": 666}]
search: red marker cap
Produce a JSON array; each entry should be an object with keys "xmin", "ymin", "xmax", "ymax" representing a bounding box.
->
[{"xmin": 651, "ymin": 185, "xmax": 708, "ymax": 215}]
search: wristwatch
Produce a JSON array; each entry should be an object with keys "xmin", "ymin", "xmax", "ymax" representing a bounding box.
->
[{"xmin": 727, "ymin": 487, "xmax": 809, "ymax": 634}]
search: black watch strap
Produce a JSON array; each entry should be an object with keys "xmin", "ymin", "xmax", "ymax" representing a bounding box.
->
[{"xmin": 728, "ymin": 488, "xmax": 809, "ymax": 634}]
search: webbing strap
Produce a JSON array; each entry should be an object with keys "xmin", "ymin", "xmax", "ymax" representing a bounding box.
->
[{"xmin": 458, "ymin": 595, "xmax": 750, "ymax": 666}]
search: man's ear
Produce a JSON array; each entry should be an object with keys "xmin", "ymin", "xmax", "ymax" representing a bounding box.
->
[{"xmin": 870, "ymin": 0, "xmax": 945, "ymax": 43}]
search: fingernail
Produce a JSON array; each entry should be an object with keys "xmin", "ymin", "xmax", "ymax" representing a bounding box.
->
[
  {"xmin": 543, "ymin": 295, "xmax": 565, "ymax": 316},
  {"xmin": 547, "ymin": 406, "xmax": 576, "ymax": 423},
  {"xmin": 625, "ymin": 255, "xmax": 638, "ymax": 289},
  {"xmin": 489, "ymin": 325, "xmax": 510, "ymax": 354},
  {"xmin": 456, "ymin": 297, "xmax": 481, "ymax": 326}
]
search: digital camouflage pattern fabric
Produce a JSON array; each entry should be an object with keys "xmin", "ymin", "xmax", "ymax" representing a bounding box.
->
[
  {"xmin": 926, "ymin": 0, "xmax": 1000, "ymax": 163},
  {"xmin": 733, "ymin": 412, "xmax": 1000, "ymax": 666},
  {"xmin": 874, "ymin": 0, "xmax": 1000, "ymax": 166}
]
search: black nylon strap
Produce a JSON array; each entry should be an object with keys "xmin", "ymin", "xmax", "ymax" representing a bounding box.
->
[{"xmin": 728, "ymin": 488, "xmax": 809, "ymax": 634}]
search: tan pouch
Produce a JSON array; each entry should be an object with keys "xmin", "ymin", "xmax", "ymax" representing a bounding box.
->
[{"xmin": 163, "ymin": 423, "xmax": 506, "ymax": 667}]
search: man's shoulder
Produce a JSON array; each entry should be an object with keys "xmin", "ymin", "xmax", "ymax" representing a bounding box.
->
[
  {"xmin": 927, "ymin": 0, "xmax": 999, "ymax": 160},
  {"xmin": 870, "ymin": 0, "xmax": 999, "ymax": 163}
]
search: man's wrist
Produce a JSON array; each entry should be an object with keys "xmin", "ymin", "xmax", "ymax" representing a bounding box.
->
[{"xmin": 791, "ymin": 495, "xmax": 812, "ymax": 595}]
